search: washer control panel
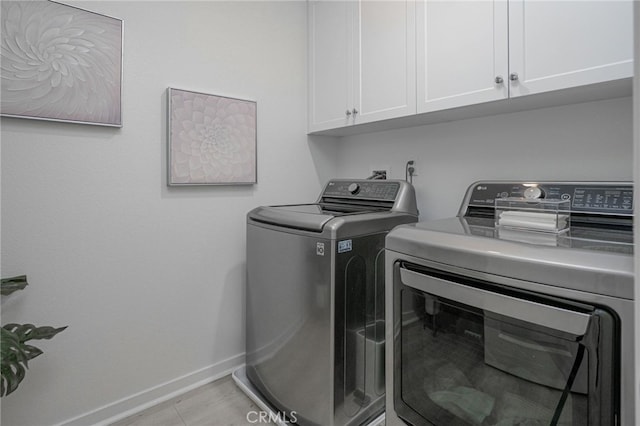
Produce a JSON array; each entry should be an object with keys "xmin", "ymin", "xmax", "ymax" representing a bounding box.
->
[
  {"xmin": 523, "ymin": 186, "xmax": 544, "ymax": 200},
  {"xmin": 323, "ymin": 180, "xmax": 400, "ymax": 201},
  {"xmin": 465, "ymin": 182, "xmax": 633, "ymax": 215}
]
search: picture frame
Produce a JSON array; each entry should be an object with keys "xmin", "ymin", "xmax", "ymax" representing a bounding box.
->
[
  {"xmin": 0, "ymin": 0, "xmax": 123, "ymax": 127},
  {"xmin": 167, "ymin": 88, "xmax": 257, "ymax": 186}
]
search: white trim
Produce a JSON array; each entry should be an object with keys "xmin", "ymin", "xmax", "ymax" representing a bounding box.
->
[
  {"xmin": 55, "ymin": 353, "xmax": 245, "ymax": 426},
  {"xmin": 232, "ymin": 367, "xmax": 386, "ymax": 426},
  {"xmin": 633, "ymin": 1, "xmax": 639, "ymax": 425},
  {"xmin": 232, "ymin": 367, "xmax": 289, "ymax": 426}
]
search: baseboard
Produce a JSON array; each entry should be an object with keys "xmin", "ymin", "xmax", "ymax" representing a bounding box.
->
[{"xmin": 55, "ymin": 353, "xmax": 245, "ymax": 426}]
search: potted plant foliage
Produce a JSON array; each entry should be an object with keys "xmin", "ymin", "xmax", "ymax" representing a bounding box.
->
[{"xmin": 1, "ymin": 275, "xmax": 67, "ymax": 397}]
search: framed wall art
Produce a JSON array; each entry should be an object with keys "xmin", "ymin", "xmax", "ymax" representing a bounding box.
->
[
  {"xmin": 0, "ymin": 0, "xmax": 123, "ymax": 127},
  {"xmin": 167, "ymin": 88, "xmax": 257, "ymax": 186}
]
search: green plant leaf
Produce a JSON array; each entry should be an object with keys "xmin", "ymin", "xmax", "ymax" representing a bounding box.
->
[
  {"xmin": 1, "ymin": 328, "xmax": 29, "ymax": 397},
  {"xmin": 0, "ymin": 328, "xmax": 26, "ymax": 364},
  {"xmin": 22, "ymin": 345, "xmax": 44, "ymax": 362},
  {"xmin": 3, "ymin": 324, "xmax": 67, "ymax": 342},
  {"xmin": 1, "ymin": 360, "xmax": 26, "ymax": 396},
  {"xmin": 0, "ymin": 325, "xmax": 66, "ymax": 397},
  {"xmin": 0, "ymin": 276, "xmax": 28, "ymax": 296},
  {"xmin": 0, "ymin": 276, "xmax": 67, "ymax": 397}
]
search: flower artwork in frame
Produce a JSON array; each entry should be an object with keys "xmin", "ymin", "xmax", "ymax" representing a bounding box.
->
[
  {"xmin": 167, "ymin": 88, "xmax": 257, "ymax": 186},
  {"xmin": 0, "ymin": 1, "xmax": 123, "ymax": 127}
]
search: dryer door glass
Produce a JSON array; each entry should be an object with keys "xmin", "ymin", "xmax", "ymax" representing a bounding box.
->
[{"xmin": 394, "ymin": 265, "xmax": 618, "ymax": 426}]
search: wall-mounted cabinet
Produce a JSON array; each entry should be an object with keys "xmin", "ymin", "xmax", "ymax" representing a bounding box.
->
[
  {"xmin": 417, "ymin": 0, "xmax": 633, "ymax": 114},
  {"xmin": 309, "ymin": 0, "xmax": 633, "ymax": 136},
  {"xmin": 507, "ymin": 0, "xmax": 633, "ymax": 98},
  {"xmin": 417, "ymin": 0, "xmax": 509, "ymax": 112},
  {"xmin": 308, "ymin": 0, "xmax": 416, "ymax": 133}
]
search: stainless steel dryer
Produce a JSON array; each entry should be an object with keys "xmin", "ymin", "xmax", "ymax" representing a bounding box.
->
[
  {"xmin": 239, "ymin": 179, "xmax": 418, "ymax": 426},
  {"xmin": 385, "ymin": 181, "xmax": 633, "ymax": 426}
]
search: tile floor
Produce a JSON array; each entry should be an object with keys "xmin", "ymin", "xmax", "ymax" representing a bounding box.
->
[{"xmin": 111, "ymin": 375, "xmax": 266, "ymax": 426}]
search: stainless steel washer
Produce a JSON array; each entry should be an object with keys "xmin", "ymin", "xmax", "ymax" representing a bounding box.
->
[
  {"xmin": 238, "ymin": 179, "xmax": 418, "ymax": 426},
  {"xmin": 385, "ymin": 181, "xmax": 633, "ymax": 426}
]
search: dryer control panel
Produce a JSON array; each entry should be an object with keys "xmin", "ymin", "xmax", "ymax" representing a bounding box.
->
[{"xmin": 463, "ymin": 182, "xmax": 633, "ymax": 216}]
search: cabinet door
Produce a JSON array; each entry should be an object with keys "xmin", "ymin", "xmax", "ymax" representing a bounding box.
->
[
  {"xmin": 508, "ymin": 0, "xmax": 633, "ymax": 98},
  {"xmin": 308, "ymin": 1, "xmax": 352, "ymax": 132},
  {"xmin": 353, "ymin": 0, "xmax": 416, "ymax": 124},
  {"xmin": 416, "ymin": 0, "xmax": 508, "ymax": 114}
]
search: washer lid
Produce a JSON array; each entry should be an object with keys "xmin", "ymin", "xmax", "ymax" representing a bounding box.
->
[{"xmin": 249, "ymin": 203, "xmax": 383, "ymax": 232}]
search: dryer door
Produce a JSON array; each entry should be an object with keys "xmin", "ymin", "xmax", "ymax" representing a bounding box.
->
[{"xmin": 392, "ymin": 263, "xmax": 619, "ymax": 426}]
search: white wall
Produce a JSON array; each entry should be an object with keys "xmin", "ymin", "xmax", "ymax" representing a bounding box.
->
[
  {"xmin": 333, "ymin": 97, "xmax": 634, "ymax": 220},
  {"xmin": 0, "ymin": 2, "xmax": 337, "ymax": 425}
]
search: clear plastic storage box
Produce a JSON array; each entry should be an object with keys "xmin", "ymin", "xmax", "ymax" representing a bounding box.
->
[{"xmin": 495, "ymin": 198, "xmax": 570, "ymax": 234}]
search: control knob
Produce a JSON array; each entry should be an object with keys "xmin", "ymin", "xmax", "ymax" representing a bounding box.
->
[
  {"xmin": 347, "ymin": 183, "xmax": 360, "ymax": 195},
  {"xmin": 523, "ymin": 186, "xmax": 544, "ymax": 199}
]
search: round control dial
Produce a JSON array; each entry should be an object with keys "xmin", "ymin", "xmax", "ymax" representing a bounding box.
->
[
  {"xmin": 347, "ymin": 183, "xmax": 360, "ymax": 195},
  {"xmin": 523, "ymin": 186, "xmax": 544, "ymax": 199}
]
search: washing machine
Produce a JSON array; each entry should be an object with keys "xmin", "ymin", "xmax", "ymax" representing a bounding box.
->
[
  {"xmin": 385, "ymin": 181, "xmax": 633, "ymax": 426},
  {"xmin": 236, "ymin": 179, "xmax": 418, "ymax": 426}
]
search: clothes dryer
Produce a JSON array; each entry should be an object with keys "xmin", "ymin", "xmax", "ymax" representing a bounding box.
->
[{"xmin": 386, "ymin": 181, "xmax": 633, "ymax": 426}]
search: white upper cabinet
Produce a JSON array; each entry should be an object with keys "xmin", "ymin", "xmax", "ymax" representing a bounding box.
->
[
  {"xmin": 308, "ymin": 1, "xmax": 352, "ymax": 131},
  {"xmin": 308, "ymin": 0, "xmax": 416, "ymax": 133},
  {"xmin": 417, "ymin": 0, "xmax": 509, "ymax": 114},
  {"xmin": 310, "ymin": 0, "xmax": 633, "ymax": 135},
  {"xmin": 508, "ymin": 0, "xmax": 633, "ymax": 98},
  {"xmin": 355, "ymin": 1, "xmax": 416, "ymax": 125},
  {"xmin": 417, "ymin": 0, "xmax": 633, "ymax": 114}
]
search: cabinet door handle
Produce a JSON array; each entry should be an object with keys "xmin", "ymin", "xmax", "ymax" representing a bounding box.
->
[
  {"xmin": 510, "ymin": 72, "xmax": 519, "ymax": 81},
  {"xmin": 352, "ymin": 108, "xmax": 358, "ymax": 115},
  {"xmin": 345, "ymin": 109, "xmax": 352, "ymax": 117},
  {"xmin": 495, "ymin": 76, "xmax": 504, "ymax": 84}
]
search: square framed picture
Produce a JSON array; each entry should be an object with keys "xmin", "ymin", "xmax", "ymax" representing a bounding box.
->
[
  {"xmin": 0, "ymin": 0, "xmax": 123, "ymax": 127},
  {"xmin": 167, "ymin": 88, "xmax": 257, "ymax": 186}
]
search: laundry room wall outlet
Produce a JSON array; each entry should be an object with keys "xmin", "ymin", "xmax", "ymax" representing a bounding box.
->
[{"xmin": 369, "ymin": 166, "xmax": 390, "ymax": 180}]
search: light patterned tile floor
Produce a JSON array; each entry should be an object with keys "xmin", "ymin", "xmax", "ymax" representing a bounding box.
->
[{"xmin": 111, "ymin": 375, "xmax": 266, "ymax": 426}]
